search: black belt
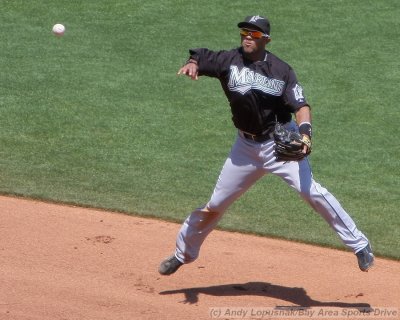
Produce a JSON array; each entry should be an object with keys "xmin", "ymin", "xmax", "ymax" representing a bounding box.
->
[{"xmin": 241, "ymin": 130, "xmax": 273, "ymax": 142}]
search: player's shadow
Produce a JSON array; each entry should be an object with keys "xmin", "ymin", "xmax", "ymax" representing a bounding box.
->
[{"xmin": 159, "ymin": 281, "xmax": 371, "ymax": 311}]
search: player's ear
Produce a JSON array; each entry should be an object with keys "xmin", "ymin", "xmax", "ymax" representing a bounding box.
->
[{"xmin": 262, "ymin": 37, "xmax": 271, "ymax": 47}]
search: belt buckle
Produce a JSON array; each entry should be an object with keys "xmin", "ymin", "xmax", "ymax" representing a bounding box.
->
[
  {"xmin": 242, "ymin": 131, "xmax": 261, "ymax": 142},
  {"xmin": 242, "ymin": 131, "xmax": 256, "ymax": 141},
  {"xmin": 245, "ymin": 130, "xmax": 272, "ymax": 142}
]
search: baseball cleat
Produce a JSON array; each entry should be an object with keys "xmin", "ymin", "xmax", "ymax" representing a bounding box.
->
[
  {"xmin": 356, "ymin": 243, "xmax": 374, "ymax": 272},
  {"xmin": 159, "ymin": 255, "xmax": 183, "ymax": 275}
]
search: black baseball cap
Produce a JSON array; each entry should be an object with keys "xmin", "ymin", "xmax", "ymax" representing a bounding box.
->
[{"xmin": 238, "ymin": 15, "xmax": 271, "ymax": 36}]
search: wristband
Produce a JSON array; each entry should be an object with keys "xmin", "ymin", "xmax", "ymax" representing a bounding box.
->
[
  {"xmin": 185, "ymin": 58, "xmax": 198, "ymax": 65},
  {"xmin": 299, "ymin": 122, "xmax": 312, "ymax": 137}
]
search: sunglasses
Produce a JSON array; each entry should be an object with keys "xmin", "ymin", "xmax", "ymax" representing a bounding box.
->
[{"xmin": 240, "ymin": 29, "xmax": 268, "ymax": 39}]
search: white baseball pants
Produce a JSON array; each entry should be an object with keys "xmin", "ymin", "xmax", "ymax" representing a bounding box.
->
[{"xmin": 175, "ymin": 121, "xmax": 369, "ymax": 263}]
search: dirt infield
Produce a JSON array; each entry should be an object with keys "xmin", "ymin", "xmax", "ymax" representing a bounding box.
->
[{"xmin": 1, "ymin": 195, "xmax": 399, "ymax": 320}]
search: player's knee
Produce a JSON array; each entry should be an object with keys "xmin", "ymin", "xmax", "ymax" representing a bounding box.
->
[{"xmin": 205, "ymin": 203, "xmax": 227, "ymax": 216}]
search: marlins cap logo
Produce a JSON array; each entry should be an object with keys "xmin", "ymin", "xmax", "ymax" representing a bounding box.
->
[{"xmin": 249, "ymin": 15, "xmax": 265, "ymax": 22}]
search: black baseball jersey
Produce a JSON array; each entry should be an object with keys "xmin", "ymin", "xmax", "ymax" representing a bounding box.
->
[{"xmin": 189, "ymin": 47, "xmax": 309, "ymax": 135}]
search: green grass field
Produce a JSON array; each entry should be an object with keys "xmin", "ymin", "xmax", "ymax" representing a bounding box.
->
[{"xmin": 1, "ymin": 0, "xmax": 399, "ymax": 259}]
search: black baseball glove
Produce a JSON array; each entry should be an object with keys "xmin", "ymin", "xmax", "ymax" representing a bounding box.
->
[{"xmin": 273, "ymin": 123, "xmax": 312, "ymax": 161}]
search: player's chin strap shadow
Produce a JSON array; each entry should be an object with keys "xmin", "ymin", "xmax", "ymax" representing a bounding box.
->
[{"xmin": 159, "ymin": 281, "xmax": 372, "ymax": 311}]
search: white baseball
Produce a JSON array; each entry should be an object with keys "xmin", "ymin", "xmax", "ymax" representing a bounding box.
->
[{"xmin": 52, "ymin": 24, "xmax": 65, "ymax": 36}]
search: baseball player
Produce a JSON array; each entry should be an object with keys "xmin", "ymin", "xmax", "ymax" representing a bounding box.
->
[{"xmin": 159, "ymin": 15, "xmax": 374, "ymax": 275}]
